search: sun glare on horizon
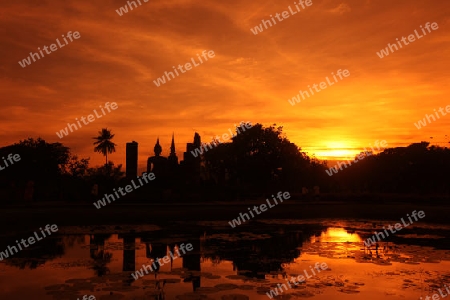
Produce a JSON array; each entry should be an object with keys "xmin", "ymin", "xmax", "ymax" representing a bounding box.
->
[{"xmin": 308, "ymin": 141, "xmax": 360, "ymax": 162}]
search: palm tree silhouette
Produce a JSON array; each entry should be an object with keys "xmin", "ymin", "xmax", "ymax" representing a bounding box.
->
[{"xmin": 93, "ymin": 128, "xmax": 117, "ymax": 166}]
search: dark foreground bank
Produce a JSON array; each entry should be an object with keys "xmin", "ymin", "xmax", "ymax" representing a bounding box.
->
[{"xmin": 1, "ymin": 197, "xmax": 450, "ymax": 235}]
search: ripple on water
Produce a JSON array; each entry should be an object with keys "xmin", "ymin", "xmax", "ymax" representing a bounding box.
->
[
  {"xmin": 98, "ymin": 293, "xmax": 126, "ymax": 300},
  {"xmin": 195, "ymin": 287, "xmax": 220, "ymax": 294},
  {"xmin": 9, "ymin": 221, "xmax": 450, "ymax": 300},
  {"xmin": 214, "ymin": 283, "xmax": 239, "ymax": 290},
  {"xmin": 292, "ymin": 290, "xmax": 315, "ymax": 297},
  {"xmin": 221, "ymin": 294, "xmax": 249, "ymax": 300},
  {"xmin": 176, "ymin": 293, "xmax": 215, "ymax": 300},
  {"xmin": 237, "ymin": 285, "xmax": 254, "ymax": 290}
]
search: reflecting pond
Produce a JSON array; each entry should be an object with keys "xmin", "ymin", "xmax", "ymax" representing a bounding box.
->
[{"xmin": 1, "ymin": 220, "xmax": 450, "ymax": 299}]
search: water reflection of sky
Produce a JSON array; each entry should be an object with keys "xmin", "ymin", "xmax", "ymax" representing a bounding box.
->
[
  {"xmin": 0, "ymin": 222, "xmax": 449, "ymax": 299},
  {"xmin": 311, "ymin": 227, "xmax": 363, "ymax": 243}
]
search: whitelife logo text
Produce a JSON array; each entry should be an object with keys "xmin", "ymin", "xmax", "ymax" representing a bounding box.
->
[
  {"xmin": 229, "ymin": 192, "xmax": 291, "ymax": 228},
  {"xmin": 116, "ymin": 0, "xmax": 149, "ymax": 16},
  {"xmin": 153, "ymin": 50, "xmax": 215, "ymax": 87},
  {"xmin": 0, "ymin": 153, "xmax": 21, "ymax": 171},
  {"xmin": 288, "ymin": 69, "xmax": 350, "ymax": 106},
  {"xmin": 0, "ymin": 225, "xmax": 59, "ymax": 261},
  {"xmin": 325, "ymin": 140, "xmax": 388, "ymax": 176},
  {"xmin": 363, "ymin": 210, "xmax": 425, "ymax": 247},
  {"xmin": 250, "ymin": 0, "xmax": 313, "ymax": 35},
  {"xmin": 93, "ymin": 172, "xmax": 155, "ymax": 209},
  {"xmin": 414, "ymin": 105, "xmax": 450, "ymax": 129},
  {"xmin": 131, "ymin": 243, "xmax": 193, "ymax": 280},
  {"xmin": 18, "ymin": 31, "xmax": 81, "ymax": 68},
  {"xmin": 190, "ymin": 122, "xmax": 252, "ymax": 158},
  {"xmin": 266, "ymin": 262, "xmax": 328, "ymax": 299},
  {"xmin": 56, "ymin": 102, "xmax": 118, "ymax": 139},
  {"xmin": 376, "ymin": 22, "xmax": 439, "ymax": 59}
]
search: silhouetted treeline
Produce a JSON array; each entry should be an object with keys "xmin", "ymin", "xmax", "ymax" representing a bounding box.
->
[
  {"xmin": 0, "ymin": 138, "xmax": 125, "ymax": 202},
  {"xmin": 0, "ymin": 129, "xmax": 449, "ymax": 203},
  {"xmin": 0, "ymin": 138, "xmax": 69, "ymax": 201},
  {"xmin": 331, "ymin": 142, "xmax": 450, "ymax": 194},
  {"xmin": 202, "ymin": 123, "xmax": 328, "ymax": 198}
]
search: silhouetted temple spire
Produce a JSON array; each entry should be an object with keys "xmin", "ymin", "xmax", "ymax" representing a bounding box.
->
[
  {"xmin": 154, "ymin": 138, "xmax": 162, "ymax": 157},
  {"xmin": 170, "ymin": 133, "xmax": 176, "ymax": 155},
  {"xmin": 193, "ymin": 132, "xmax": 201, "ymax": 149},
  {"xmin": 169, "ymin": 133, "xmax": 178, "ymax": 165}
]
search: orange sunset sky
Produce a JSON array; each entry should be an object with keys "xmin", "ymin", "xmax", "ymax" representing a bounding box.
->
[{"xmin": 1, "ymin": 0, "xmax": 449, "ymax": 172}]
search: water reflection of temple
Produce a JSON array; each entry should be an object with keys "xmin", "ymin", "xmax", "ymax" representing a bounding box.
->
[
  {"xmin": 7, "ymin": 221, "xmax": 449, "ymax": 300},
  {"xmin": 9, "ymin": 226, "xmax": 363, "ymax": 290},
  {"xmin": 182, "ymin": 239, "xmax": 201, "ymax": 291},
  {"xmin": 202, "ymin": 228, "xmax": 305, "ymax": 279},
  {"xmin": 6, "ymin": 225, "xmax": 355, "ymax": 279},
  {"xmin": 121, "ymin": 234, "xmax": 135, "ymax": 272},
  {"xmin": 89, "ymin": 234, "xmax": 113, "ymax": 276},
  {"xmin": 102, "ymin": 229, "xmax": 307, "ymax": 285},
  {"xmin": 140, "ymin": 234, "xmax": 202, "ymax": 291}
]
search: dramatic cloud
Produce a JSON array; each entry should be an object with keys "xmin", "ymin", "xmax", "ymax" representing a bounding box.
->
[
  {"xmin": 328, "ymin": 3, "xmax": 351, "ymax": 15},
  {"xmin": 0, "ymin": 0, "xmax": 449, "ymax": 168}
]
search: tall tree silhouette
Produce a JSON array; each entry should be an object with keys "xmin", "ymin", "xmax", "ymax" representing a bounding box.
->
[
  {"xmin": 93, "ymin": 128, "xmax": 117, "ymax": 166},
  {"xmin": 203, "ymin": 123, "xmax": 326, "ymax": 194}
]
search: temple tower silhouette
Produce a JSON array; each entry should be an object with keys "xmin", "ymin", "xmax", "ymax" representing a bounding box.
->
[
  {"xmin": 147, "ymin": 138, "xmax": 168, "ymax": 177},
  {"xmin": 168, "ymin": 133, "xmax": 179, "ymax": 166},
  {"xmin": 126, "ymin": 141, "xmax": 138, "ymax": 179}
]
